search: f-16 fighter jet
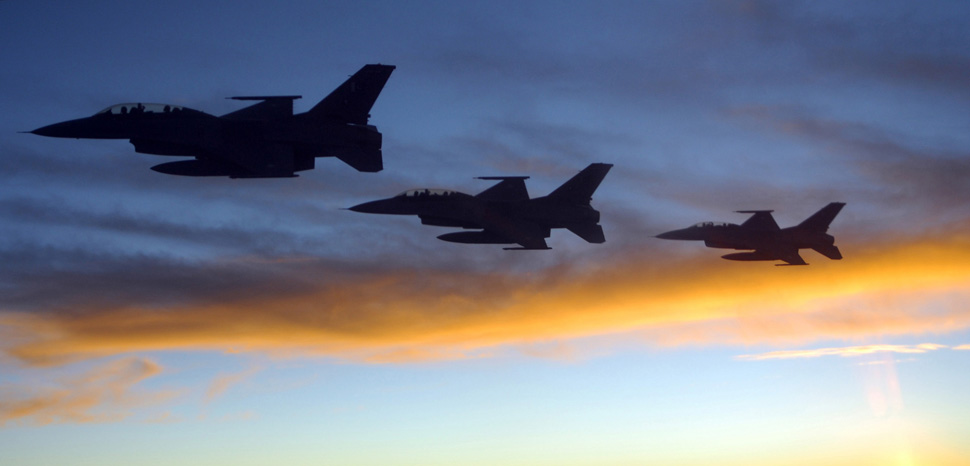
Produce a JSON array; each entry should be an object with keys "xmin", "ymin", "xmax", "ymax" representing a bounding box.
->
[
  {"xmin": 29, "ymin": 64, "xmax": 395, "ymax": 178},
  {"xmin": 655, "ymin": 202, "xmax": 846, "ymax": 266},
  {"xmin": 349, "ymin": 163, "xmax": 613, "ymax": 250}
]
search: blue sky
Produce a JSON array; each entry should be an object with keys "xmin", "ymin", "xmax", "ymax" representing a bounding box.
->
[{"xmin": 2, "ymin": 1, "xmax": 970, "ymax": 465}]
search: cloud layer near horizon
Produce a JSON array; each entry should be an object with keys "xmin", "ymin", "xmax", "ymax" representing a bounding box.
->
[{"xmin": 4, "ymin": 225, "xmax": 969, "ymax": 368}]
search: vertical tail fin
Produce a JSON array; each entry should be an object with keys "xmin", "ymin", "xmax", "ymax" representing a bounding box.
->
[
  {"xmin": 308, "ymin": 64, "xmax": 395, "ymax": 124},
  {"xmin": 547, "ymin": 163, "xmax": 613, "ymax": 204},
  {"xmin": 797, "ymin": 202, "xmax": 845, "ymax": 232}
]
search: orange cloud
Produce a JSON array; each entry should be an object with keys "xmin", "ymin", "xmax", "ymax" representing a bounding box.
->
[
  {"xmin": 1, "ymin": 230, "xmax": 969, "ymax": 367},
  {"xmin": 0, "ymin": 357, "xmax": 176, "ymax": 426},
  {"xmin": 205, "ymin": 365, "xmax": 262, "ymax": 402}
]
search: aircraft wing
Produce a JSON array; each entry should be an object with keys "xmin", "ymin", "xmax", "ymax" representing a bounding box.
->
[
  {"xmin": 222, "ymin": 96, "xmax": 301, "ymax": 120},
  {"xmin": 778, "ymin": 251, "xmax": 807, "ymax": 265},
  {"xmin": 475, "ymin": 177, "xmax": 530, "ymax": 202},
  {"xmin": 738, "ymin": 210, "xmax": 780, "ymax": 231},
  {"xmin": 478, "ymin": 208, "xmax": 550, "ymax": 249},
  {"xmin": 216, "ymin": 140, "xmax": 298, "ymax": 177},
  {"xmin": 767, "ymin": 246, "xmax": 807, "ymax": 266}
]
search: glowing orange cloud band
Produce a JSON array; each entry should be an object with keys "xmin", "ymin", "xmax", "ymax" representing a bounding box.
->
[{"xmin": 2, "ymin": 232, "xmax": 969, "ymax": 366}]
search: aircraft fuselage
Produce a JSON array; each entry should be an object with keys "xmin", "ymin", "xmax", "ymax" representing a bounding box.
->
[
  {"xmin": 31, "ymin": 106, "xmax": 382, "ymax": 178},
  {"xmin": 29, "ymin": 64, "xmax": 395, "ymax": 178},
  {"xmin": 678, "ymin": 224, "xmax": 836, "ymax": 252},
  {"xmin": 348, "ymin": 163, "xmax": 613, "ymax": 250},
  {"xmin": 655, "ymin": 202, "xmax": 845, "ymax": 265},
  {"xmin": 350, "ymin": 193, "xmax": 599, "ymax": 231}
]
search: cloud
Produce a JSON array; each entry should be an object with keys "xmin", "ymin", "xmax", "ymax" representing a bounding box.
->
[
  {"xmin": 2, "ymin": 225, "xmax": 969, "ymax": 368},
  {"xmin": 730, "ymin": 105, "xmax": 970, "ymax": 215},
  {"xmin": 205, "ymin": 365, "xmax": 262, "ymax": 403},
  {"xmin": 0, "ymin": 357, "xmax": 176, "ymax": 426},
  {"xmin": 735, "ymin": 343, "xmax": 949, "ymax": 361},
  {"xmin": 0, "ymin": 196, "xmax": 331, "ymax": 257},
  {"xmin": 855, "ymin": 358, "xmax": 916, "ymax": 367},
  {"xmin": 725, "ymin": 0, "xmax": 970, "ymax": 96}
]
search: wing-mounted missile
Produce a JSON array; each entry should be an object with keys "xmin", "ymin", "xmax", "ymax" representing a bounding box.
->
[
  {"xmin": 722, "ymin": 251, "xmax": 807, "ymax": 266},
  {"xmin": 150, "ymin": 160, "xmax": 298, "ymax": 178},
  {"xmin": 437, "ymin": 231, "xmax": 513, "ymax": 244},
  {"xmin": 420, "ymin": 215, "xmax": 479, "ymax": 228},
  {"xmin": 721, "ymin": 251, "xmax": 775, "ymax": 261}
]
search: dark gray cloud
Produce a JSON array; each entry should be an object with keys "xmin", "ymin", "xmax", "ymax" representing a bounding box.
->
[
  {"xmin": 410, "ymin": 0, "xmax": 969, "ymax": 117},
  {"xmin": 720, "ymin": 0, "xmax": 970, "ymax": 94},
  {"xmin": 732, "ymin": 105, "xmax": 970, "ymax": 208},
  {"xmin": 0, "ymin": 234, "xmax": 461, "ymax": 314},
  {"xmin": 0, "ymin": 196, "xmax": 330, "ymax": 255}
]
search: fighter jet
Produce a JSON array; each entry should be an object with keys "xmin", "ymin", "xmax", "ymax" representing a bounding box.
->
[
  {"xmin": 655, "ymin": 202, "xmax": 846, "ymax": 266},
  {"xmin": 28, "ymin": 64, "xmax": 395, "ymax": 178},
  {"xmin": 348, "ymin": 163, "xmax": 613, "ymax": 250}
]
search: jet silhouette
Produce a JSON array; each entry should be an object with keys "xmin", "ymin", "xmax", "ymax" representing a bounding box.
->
[
  {"xmin": 349, "ymin": 163, "xmax": 613, "ymax": 250},
  {"xmin": 656, "ymin": 202, "xmax": 846, "ymax": 265},
  {"xmin": 29, "ymin": 64, "xmax": 395, "ymax": 178}
]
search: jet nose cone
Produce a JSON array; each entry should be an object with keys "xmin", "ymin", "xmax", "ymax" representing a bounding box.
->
[
  {"xmin": 29, "ymin": 124, "xmax": 61, "ymax": 137},
  {"xmin": 29, "ymin": 119, "xmax": 91, "ymax": 138},
  {"xmin": 656, "ymin": 228, "xmax": 693, "ymax": 240},
  {"xmin": 347, "ymin": 200, "xmax": 386, "ymax": 214},
  {"xmin": 27, "ymin": 117, "xmax": 106, "ymax": 139}
]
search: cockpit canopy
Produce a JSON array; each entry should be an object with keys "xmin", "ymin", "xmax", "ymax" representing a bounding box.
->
[
  {"xmin": 395, "ymin": 188, "xmax": 460, "ymax": 199},
  {"xmin": 694, "ymin": 221, "xmax": 731, "ymax": 228},
  {"xmin": 95, "ymin": 103, "xmax": 199, "ymax": 116}
]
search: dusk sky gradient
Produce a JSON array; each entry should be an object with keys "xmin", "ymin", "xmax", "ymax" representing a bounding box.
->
[{"xmin": 2, "ymin": 1, "xmax": 970, "ymax": 465}]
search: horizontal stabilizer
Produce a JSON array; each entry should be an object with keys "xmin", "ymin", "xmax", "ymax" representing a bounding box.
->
[
  {"xmin": 566, "ymin": 224, "xmax": 606, "ymax": 243},
  {"xmin": 812, "ymin": 244, "xmax": 843, "ymax": 260},
  {"xmin": 334, "ymin": 147, "xmax": 383, "ymax": 172}
]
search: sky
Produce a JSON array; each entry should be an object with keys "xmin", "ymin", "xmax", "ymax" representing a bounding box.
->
[{"xmin": 1, "ymin": 0, "xmax": 970, "ymax": 464}]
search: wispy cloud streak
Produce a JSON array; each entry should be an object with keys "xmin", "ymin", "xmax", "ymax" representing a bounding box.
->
[
  {"xmin": 0, "ymin": 357, "xmax": 176, "ymax": 426},
  {"xmin": 736, "ymin": 343, "xmax": 949, "ymax": 361}
]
